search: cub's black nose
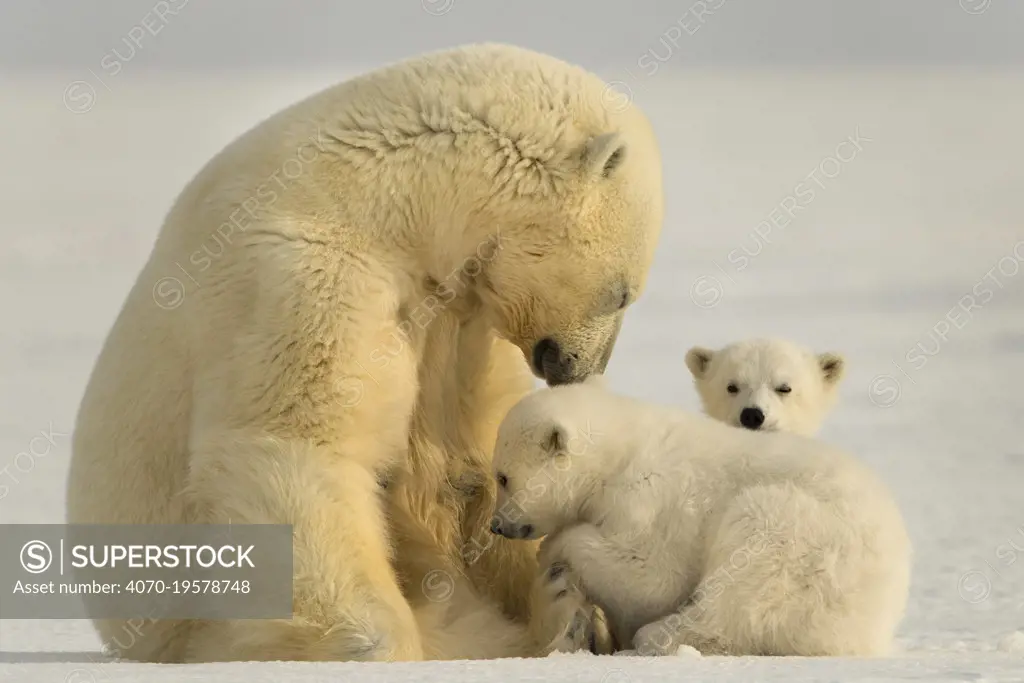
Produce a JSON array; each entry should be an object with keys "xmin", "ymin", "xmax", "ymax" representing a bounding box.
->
[
  {"xmin": 489, "ymin": 517, "xmax": 502, "ymax": 535},
  {"xmin": 740, "ymin": 407, "xmax": 765, "ymax": 429}
]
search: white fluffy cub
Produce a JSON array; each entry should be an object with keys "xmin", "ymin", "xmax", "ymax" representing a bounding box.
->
[
  {"xmin": 686, "ymin": 338, "xmax": 845, "ymax": 436},
  {"xmin": 490, "ymin": 378, "xmax": 910, "ymax": 656}
]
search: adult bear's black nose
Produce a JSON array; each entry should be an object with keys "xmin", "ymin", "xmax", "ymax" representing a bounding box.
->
[
  {"xmin": 532, "ymin": 337, "xmax": 579, "ymax": 386},
  {"xmin": 532, "ymin": 338, "xmax": 560, "ymax": 375},
  {"xmin": 489, "ymin": 517, "xmax": 503, "ymax": 535},
  {"xmin": 740, "ymin": 407, "xmax": 765, "ymax": 429}
]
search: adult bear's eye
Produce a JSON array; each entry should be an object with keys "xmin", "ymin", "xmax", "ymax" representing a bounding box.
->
[
  {"xmin": 601, "ymin": 280, "xmax": 630, "ymax": 314},
  {"xmin": 776, "ymin": 384, "xmax": 792, "ymax": 394},
  {"xmin": 497, "ymin": 473, "xmax": 508, "ymax": 489},
  {"xmin": 727, "ymin": 383, "xmax": 739, "ymax": 394}
]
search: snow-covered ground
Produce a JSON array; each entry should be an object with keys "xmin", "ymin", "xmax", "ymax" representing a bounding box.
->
[{"xmin": 1, "ymin": 67, "xmax": 1023, "ymax": 681}]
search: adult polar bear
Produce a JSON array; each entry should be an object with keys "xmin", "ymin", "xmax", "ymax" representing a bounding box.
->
[{"xmin": 67, "ymin": 44, "xmax": 663, "ymax": 662}]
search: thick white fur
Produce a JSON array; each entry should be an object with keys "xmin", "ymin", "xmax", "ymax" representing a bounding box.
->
[
  {"xmin": 491, "ymin": 379, "xmax": 911, "ymax": 656},
  {"xmin": 685, "ymin": 338, "xmax": 846, "ymax": 436},
  {"xmin": 66, "ymin": 43, "xmax": 662, "ymax": 662}
]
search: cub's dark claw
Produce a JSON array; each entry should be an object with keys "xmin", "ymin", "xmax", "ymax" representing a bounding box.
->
[{"xmin": 568, "ymin": 611, "xmax": 589, "ymax": 642}]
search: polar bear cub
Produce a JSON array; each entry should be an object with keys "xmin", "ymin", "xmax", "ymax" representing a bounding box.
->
[
  {"xmin": 685, "ymin": 338, "xmax": 845, "ymax": 436},
  {"xmin": 489, "ymin": 378, "xmax": 910, "ymax": 656}
]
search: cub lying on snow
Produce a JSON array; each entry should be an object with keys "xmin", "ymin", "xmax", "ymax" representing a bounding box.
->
[{"xmin": 489, "ymin": 378, "xmax": 910, "ymax": 656}]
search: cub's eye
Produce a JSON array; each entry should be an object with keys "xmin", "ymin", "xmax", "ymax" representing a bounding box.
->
[
  {"xmin": 727, "ymin": 383, "xmax": 739, "ymax": 395},
  {"xmin": 496, "ymin": 473, "xmax": 508, "ymax": 489},
  {"xmin": 618, "ymin": 290, "xmax": 629, "ymax": 310},
  {"xmin": 776, "ymin": 385, "xmax": 792, "ymax": 394}
]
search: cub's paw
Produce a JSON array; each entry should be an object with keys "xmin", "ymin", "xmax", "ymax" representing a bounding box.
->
[
  {"xmin": 532, "ymin": 561, "xmax": 599, "ymax": 655},
  {"xmin": 541, "ymin": 564, "xmax": 616, "ymax": 655},
  {"xmin": 632, "ymin": 618, "xmax": 682, "ymax": 657},
  {"xmin": 537, "ymin": 528, "xmax": 595, "ymax": 606},
  {"xmin": 545, "ymin": 561, "xmax": 585, "ymax": 604},
  {"xmin": 549, "ymin": 609, "xmax": 596, "ymax": 654}
]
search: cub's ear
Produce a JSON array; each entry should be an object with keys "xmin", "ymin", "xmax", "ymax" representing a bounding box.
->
[
  {"xmin": 581, "ymin": 132, "xmax": 627, "ymax": 178},
  {"xmin": 542, "ymin": 422, "xmax": 569, "ymax": 455},
  {"xmin": 685, "ymin": 346, "xmax": 714, "ymax": 379},
  {"xmin": 818, "ymin": 353, "xmax": 845, "ymax": 386}
]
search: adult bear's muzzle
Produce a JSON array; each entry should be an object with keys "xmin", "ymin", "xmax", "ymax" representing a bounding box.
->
[
  {"xmin": 532, "ymin": 337, "xmax": 580, "ymax": 385},
  {"xmin": 531, "ymin": 315, "xmax": 622, "ymax": 386}
]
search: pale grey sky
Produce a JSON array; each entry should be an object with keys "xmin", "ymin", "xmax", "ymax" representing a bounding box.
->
[{"xmin": 1, "ymin": 0, "xmax": 1021, "ymax": 73}]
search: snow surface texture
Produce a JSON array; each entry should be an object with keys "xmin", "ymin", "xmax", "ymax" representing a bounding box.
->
[{"xmin": 1, "ymin": 68, "xmax": 1023, "ymax": 681}]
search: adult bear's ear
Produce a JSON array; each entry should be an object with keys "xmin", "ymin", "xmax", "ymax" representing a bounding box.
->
[
  {"xmin": 685, "ymin": 347, "xmax": 714, "ymax": 379},
  {"xmin": 542, "ymin": 422, "xmax": 569, "ymax": 455},
  {"xmin": 818, "ymin": 353, "xmax": 845, "ymax": 387},
  {"xmin": 582, "ymin": 132, "xmax": 627, "ymax": 179},
  {"xmin": 583, "ymin": 374, "xmax": 607, "ymax": 390}
]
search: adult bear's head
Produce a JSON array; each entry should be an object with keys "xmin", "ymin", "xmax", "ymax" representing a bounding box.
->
[{"xmin": 474, "ymin": 117, "xmax": 664, "ymax": 386}]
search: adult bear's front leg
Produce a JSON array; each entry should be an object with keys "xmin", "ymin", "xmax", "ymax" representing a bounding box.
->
[
  {"xmin": 184, "ymin": 430, "xmax": 424, "ymax": 662},
  {"xmin": 181, "ymin": 259, "xmax": 428, "ymax": 662},
  {"xmin": 445, "ymin": 323, "xmax": 541, "ymax": 621}
]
